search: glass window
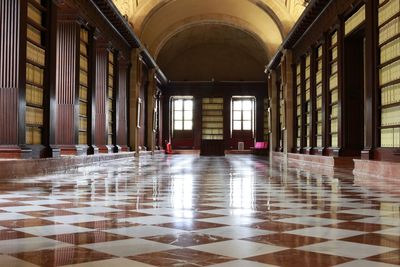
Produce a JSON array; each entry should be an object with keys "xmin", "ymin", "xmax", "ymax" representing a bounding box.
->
[
  {"xmin": 232, "ymin": 98, "xmax": 255, "ymax": 131},
  {"xmin": 173, "ymin": 98, "xmax": 193, "ymax": 131},
  {"xmin": 233, "ymin": 121, "xmax": 242, "ymax": 130},
  {"xmin": 174, "ymin": 121, "xmax": 183, "ymax": 130}
]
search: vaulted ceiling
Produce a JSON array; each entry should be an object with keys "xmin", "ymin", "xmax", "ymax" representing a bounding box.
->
[{"xmin": 113, "ymin": 0, "xmax": 307, "ymax": 81}]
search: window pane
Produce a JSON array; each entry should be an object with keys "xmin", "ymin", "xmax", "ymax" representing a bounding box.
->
[
  {"xmin": 233, "ymin": 111, "xmax": 241, "ymax": 120},
  {"xmin": 243, "ymin": 121, "xmax": 252, "ymax": 130},
  {"xmin": 184, "ymin": 100, "xmax": 193, "ymax": 111},
  {"xmin": 174, "ymin": 111, "xmax": 183, "ymax": 120},
  {"xmin": 174, "ymin": 121, "xmax": 183, "ymax": 130},
  {"xmin": 184, "ymin": 111, "xmax": 193, "ymax": 120},
  {"xmin": 174, "ymin": 99, "xmax": 183, "ymax": 111},
  {"xmin": 243, "ymin": 111, "xmax": 252, "ymax": 121},
  {"xmin": 233, "ymin": 101, "xmax": 241, "ymax": 111},
  {"xmin": 184, "ymin": 121, "xmax": 193, "ymax": 130},
  {"xmin": 242, "ymin": 100, "xmax": 252, "ymax": 110},
  {"xmin": 233, "ymin": 121, "xmax": 242, "ymax": 130}
]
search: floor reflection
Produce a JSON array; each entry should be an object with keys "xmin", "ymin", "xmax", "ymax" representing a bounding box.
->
[{"xmin": 0, "ymin": 155, "xmax": 399, "ymax": 266}]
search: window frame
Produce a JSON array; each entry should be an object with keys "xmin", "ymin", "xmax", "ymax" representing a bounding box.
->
[
  {"xmin": 172, "ymin": 97, "xmax": 194, "ymax": 133},
  {"xmin": 231, "ymin": 97, "xmax": 255, "ymax": 133}
]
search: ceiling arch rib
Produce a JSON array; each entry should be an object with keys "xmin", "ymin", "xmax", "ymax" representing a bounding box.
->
[
  {"xmin": 151, "ymin": 15, "xmax": 275, "ymax": 59},
  {"xmin": 157, "ymin": 24, "xmax": 268, "ymax": 81},
  {"xmin": 137, "ymin": 0, "xmax": 290, "ymax": 59},
  {"xmin": 111, "ymin": 0, "xmax": 307, "ymax": 81}
]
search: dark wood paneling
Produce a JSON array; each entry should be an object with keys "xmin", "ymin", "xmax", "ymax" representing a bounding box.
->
[
  {"xmin": 342, "ymin": 29, "xmax": 365, "ymax": 156},
  {"xmin": 55, "ymin": 22, "xmax": 78, "ymax": 146},
  {"xmin": 172, "ymin": 131, "xmax": 194, "ymax": 149},
  {"xmin": 116, "ymin": 59, "xmax": 128, "ymax": 150},
  {"xmin": 0, "ymin": 0, "xmax": 21, "ymax": 145},
  {"xmin": 138, "ymin": 62, "xmax": 148, "ymax": 149},
  {"xmin": 94, "ymin": 43, "xmax": 107, "ymax": 149},
  {"xmin": 162, "ymin": 82, "xmax": 267, "ymax": 151},
  {"xmin": 362, "ymin": 0, "xmax": 378, "ymax": 160},
  {"xmin": 200, "ymin": 140, "xmax": 225, "ymax": 156}
]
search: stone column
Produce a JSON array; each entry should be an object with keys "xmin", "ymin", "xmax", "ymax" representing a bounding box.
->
[
  {"xmin": 53, "ymin": 16, "xmax": 83, "ymax": 155},
  {"xmin": 281, "ymin": 49, "xmax": 294, "ymax": 155},
  {"xmin": 0, "ymin": 0, "xmax": 30, "ymax": 158},
  {"xmin": 93, "ymin": 36, "xmax": 109, "ymax": 153},
  {"xmin": 116, "ymin": 56, "xmax": 130, "ymax": 152},
  {"xmin": 268, "ymin": 70, "xmax": 278, "ymax": 155},
  {"xmin": 128, "ymin": 49, "xmax": 140, "ymax": 155},
  {"xmin": 146, "ymin": 69, "xmax": 156, "ymax": 153}
]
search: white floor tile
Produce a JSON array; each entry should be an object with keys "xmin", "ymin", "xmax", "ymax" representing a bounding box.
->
[
  {"xmin": 81, "ymin": 238, "xmax": 178, "ymax": 257},
  {"xmin": 298, "ymin": 240, "xmax": 396, "ymax": 259},
  {"xmin": 1, "ymin": 206, "xmax": 54, "ymax": 212},
  {"xmin": 199, "ymin": 209, "xmax": 258, "ymax": 216},
  {"xmin": 285, "ymin": 226, "xmax": 365, "ymax": 239},
  {"xmin": 62, "ymin": 258, "xmax": 154, "ymax": 267},
  {"xmin": 209, "ymin": 260, "xmax": 278, "ymax": 267},
  {"xmin": 118, "ymin": 215, "xmax": 183, "ymax": 225},
  {"xmin": 354, "ymin": 217, "xmax": 400, "ymax": 226},
  {"xmin": 271, "ymin": 209, "xmax": 327, "ymax": 216},
  {"xmin": 197, "ymin": 216, "xmax": 264, "ymax": 226},
  {"xmin": 0, "ymin": 212, "xmax": 34, "ymax": 221},
  {"xmin": 17, "ymin": 224, "xmax": 94, "ymax": 236},
  {"xmin": 275, "ymin": 216, "xmax": 344, "ymax": 226},
  {"xmin": 339, "ymin": 209, "xmax": 396, "ymax": 217},
  {"xmin": 45, "ymin": 215, "xmax": 109, "ymax": 224},
  {"xmin": 0, "ymin": 237, "xmax": 72, "ymax": 253},
  {"xmin": 20, "ymin": 200, "xmax": 70, "ymax": 205},
  {"xmin": 196, "ymin": 226, "xmax": 274, "ymax": 239},
  {"xmin": 0, "ymin": 255, "xmax": 39, "ymax": 267},
  {"xmin": 65, "ymin": 207, "xmax": 121, "ymax": 214},
  {"xmin": 105, "ymin": 225, "xmax": 186, "ymax": 238},
  {"xmin": 374, "ymin": 227, "xmax": 400, "ymax": 236},
  {"xmin": 189, "ymin": 240, "xmax": 287, "ymax": 258},
  {"xmin": 333, "ymin": 259, "xmax": 400, "ymax": 267}
]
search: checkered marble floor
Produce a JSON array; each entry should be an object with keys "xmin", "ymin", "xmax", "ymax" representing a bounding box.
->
[{"xmin": 0, "ymin": 155, "xmax": 399, "ymax": 267}]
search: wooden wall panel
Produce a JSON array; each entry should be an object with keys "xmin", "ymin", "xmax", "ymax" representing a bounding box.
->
[
  {"xmin": 162, "ymin": 82, "xmax": 267, "ymax": 150},
  {"xmin": 117, "ymin": 62, "xmax": 128, "ymax": 148},
  {"xmin": 0, "ymin": 0, "xmax": 20, "ymax": 145},
  {"xmin": 55, "ymin": 22, "xmax": 78, "ymax": 145},
  {"xmin": 138, "ymin": 63, "xmax": 148, "ymax": 148},
  {"xmin": 94, "ymin": 48, "xmax": 107, "ymax": 146}
]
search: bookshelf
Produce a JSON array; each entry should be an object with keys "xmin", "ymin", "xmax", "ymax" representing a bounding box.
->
[
  {"xmin": 295, "ymin": 63, "xmax": 302, "ymax": 148},
  {"xmin": 328, "ymin": 31, "xmax": 339, "ymax": 147},
  {"xmin": 202, "ymin": 98, "xmax": 224, "ymax": 140},
  {"xmin": 107, "ymin": 51, "xmax": 115, "ymax": 146},
  {"xmin": 378, "ymin": 0, "xmax": 400, "ymax": 148},
  {"xmin": 345, "ymin": 5, "xmax": 365, "ymax": 36},
  {"xmin": 315, "ymin": 45, "xmax": 323, "ymax": 147},
  {"xmin": 79, "ymin": 28, "xmax": 89, "ymax": 145},
  {"xmin": 25, "ymin": 0, "xmax": 47, "ymax": 145},
  {"xmin": 263, "ymin": 98, "xmax": 269, "ymax": 142},
  {"xmin": 304, "ymin": 54, "xmax": 312, "ymax": 147}
]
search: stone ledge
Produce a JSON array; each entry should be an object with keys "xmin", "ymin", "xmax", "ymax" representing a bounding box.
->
[
  {"xmin": 353, "ymin": 159, "xmax": 400, "ymax": 180},
  {"xmin": 0, "ymin": 152, "xmax": 136, "ymax": 179},
  {"xmin": 271, "ymin": 152, "xmax": 355, "ymax": 177}
]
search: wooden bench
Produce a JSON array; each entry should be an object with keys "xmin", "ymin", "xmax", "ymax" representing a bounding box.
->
[{"xmin": 250, "ymin": 142, "xmax": 269, "ymax": 155}]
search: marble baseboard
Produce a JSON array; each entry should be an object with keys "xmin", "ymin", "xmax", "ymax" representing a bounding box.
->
[
  {"xmin": 354, "ymin": 159, "xmax": 400, "ymax": 180},
  {"xmin": 226, "ymin": 150, "xmax": 252, "ymax": 155},
  {"xmin": 172, "ymin": 150, "xmax": 200, "ymax": 155},
  {"xmin": 0, "ymin": 152, "xmax": 136, "ymax": 179},
  {"xmin": 271, "ymin": 152, "xmax": 355, "ymax": 177}
]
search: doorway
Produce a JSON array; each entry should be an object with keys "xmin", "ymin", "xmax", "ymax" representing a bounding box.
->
[{"xmin": 343, "ymin": 29, "xmax": 365, "ymax": 156}]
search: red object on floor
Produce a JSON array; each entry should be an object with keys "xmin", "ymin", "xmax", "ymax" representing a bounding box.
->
[{"xmin": 165, "ymin": 143, "xmax": 173, "ymax": 154}]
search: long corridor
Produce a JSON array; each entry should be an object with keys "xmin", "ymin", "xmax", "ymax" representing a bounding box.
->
[{"xmin": 0, "ymin": 155, "xmax": 399, "ymax": 267}]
